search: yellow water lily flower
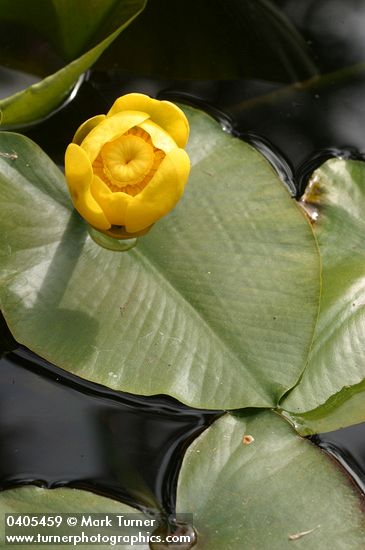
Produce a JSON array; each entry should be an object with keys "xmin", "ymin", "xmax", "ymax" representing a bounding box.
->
[{"xmin": 65, "ymin": 93, "xmax": 190, "ymax": 237}]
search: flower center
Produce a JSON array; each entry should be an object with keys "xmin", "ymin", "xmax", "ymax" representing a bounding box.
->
[
  {"xmin": 102, "ymin": 134, "xmax": 154, "ymax": 186},
  {"xmin": 93, "ymin": 127, "xmax": 165, "ymax": 196}
]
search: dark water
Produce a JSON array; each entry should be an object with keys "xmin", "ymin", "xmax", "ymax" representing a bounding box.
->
[
  {"xmin": 0, "ymin": 315, "xmax": 220, "ymax": 517},
  {"xmin": 0, "ymin": 0, "xmax": 364, "ymax": 526},
  {"xmin": 2, "ymin": 0, "xmax": 364, "ymax": 195},
  {"xmin": 311, "ymin": 427, "xmax": 365, "ymax": 495}
]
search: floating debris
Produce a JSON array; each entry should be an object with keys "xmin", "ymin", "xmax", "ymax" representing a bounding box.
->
[{"xmin": 288, "ymin": 525, "xmax": 320, "ymax": 541}]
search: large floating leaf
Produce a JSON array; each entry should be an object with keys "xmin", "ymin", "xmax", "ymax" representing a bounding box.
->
[
  {"xmin": 0, "ymin": 487, "xmax": 148, "ymax": 550},
  {"xmin": 282, "ymin": 159, "xmax": 365, "ymax": 432},
  {"xmin": 0, "ymin": 0, "xmax": 146, "ymax": 127},
  {"xmin": 0, "ymin": 107, "xmax": 319, "ymax": 409},
  {"xmin": 176, "ymin": 411, "xmax": 365, "ymax": 549},
  {"xmin": 282, "ymin": 379, "xmax": 365, "ymax": 436}
]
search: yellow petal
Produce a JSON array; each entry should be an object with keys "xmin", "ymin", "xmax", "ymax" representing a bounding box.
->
[
  {"xmin": 124, "ymin": 148, "xmax": 190, "ymax": 233},
  {"xmin": 65, "ymin": 144, "xmax": 110, "ymax": 230},
  {"xmin": 73, "ymin": 115, "xmax": 106, "ymax": 145},
  {"xmin": 138, "ymin": 120, "xmax": 178, "ymax": 152},
  {"xmin": 90, "ymin": 174, "xmax": 132, "ymax": 226},
  {"xmin": 81, "ymin": 110, "xmax": 150, "ymax": 163},
  {"xmin": 108, "ymin": 93, "xmax": 189, "ymax": 148}
]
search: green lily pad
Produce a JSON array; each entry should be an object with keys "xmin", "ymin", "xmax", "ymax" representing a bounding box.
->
[
  {"xmin": 0, "ymin": 487, "xmax": 148, "ymax": 550},
  {"xmin": 282, "ymin": 379, "xmax": 365, "ymax": 436},
  {"xmin": 0, "ymin": 106, "xmax": 319, "ymax": 409},
  {"xmin": 282, "ymin": 159, "xmax": 365, "ymax": 433},
  {"xmin": 176, "ymin": 411, "xmax": 365, "ymax": 549},
  {"xmin": 0, "ymin": 0, "xmax": 146, "ymax": 127}
]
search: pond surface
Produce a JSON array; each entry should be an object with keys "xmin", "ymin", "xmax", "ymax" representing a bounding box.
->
[
  {"xmin": 10, "ymin": 0, "xmax": 364, "ymax": 195},
  {"xmin": 0, "ymin": 315, "xmax": 219, "ymax": 516},
  {"xmin": 0, "ymin": 0, "xmax": 364, "ymax": 524}
]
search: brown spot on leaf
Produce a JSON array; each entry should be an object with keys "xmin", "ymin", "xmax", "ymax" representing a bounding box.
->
[{"xmin": 299, "ymin": 174, "xmax": 326, "ymax": 223}]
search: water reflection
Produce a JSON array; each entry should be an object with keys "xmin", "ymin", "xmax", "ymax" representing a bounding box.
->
[
  {"xmin": 0, "ymin": 20, "xmax": 63, "ymax": 78},
  {"xmin": 273, "ymin": 0, "xmax": 365, "ymax": 70},
  {"xmin": 95, "ymin": 0, "xmax": 317, "ymax": 82},
  {"xmin": 2, "ymin": 0, "xmax": 363, "ymax": 193},
  {"xmin": 0, "ymin": 67, "xmax": 40, "ymax": 100},
  {"xmin": 0, "ymin": 344, "xmax": 220, "ymax": 515},
  {"xmin": 311, "ymin": 423, "xmax": 365, "ymax": 493}
]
